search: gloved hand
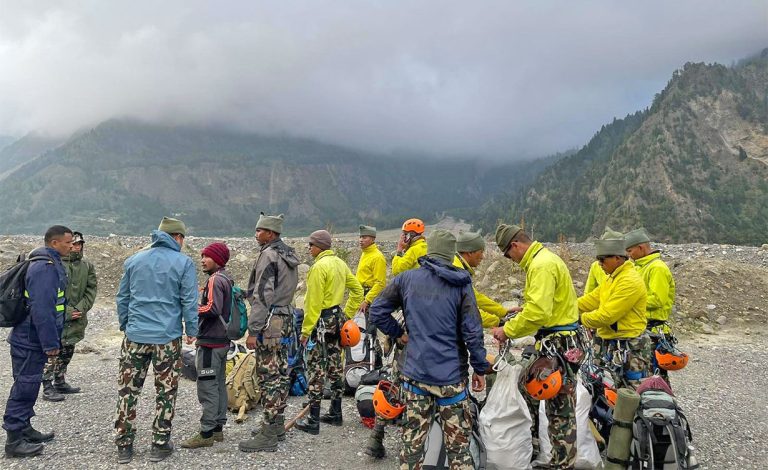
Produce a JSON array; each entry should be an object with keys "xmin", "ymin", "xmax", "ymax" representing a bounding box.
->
[{"xmin": 262, "ymin": 316, "xmax": 284, "ymax": 348}]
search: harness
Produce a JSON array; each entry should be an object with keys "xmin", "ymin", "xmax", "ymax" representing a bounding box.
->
[
  {"xmin": 401, "ymin": 382, "xmax": 468, "ymax": 407},
  {"xmin": 600, "ymin": 336, "xmax": 649, "ymax": 381}
]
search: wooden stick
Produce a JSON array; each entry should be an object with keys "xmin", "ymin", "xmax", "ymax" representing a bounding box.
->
[
  {"xmin": 284, "ymin": 404, "xmax": 311, "ymax": 431},
  {"xmin": 236, "ymin": 403, "xmax": 247, "ymax": 423}
]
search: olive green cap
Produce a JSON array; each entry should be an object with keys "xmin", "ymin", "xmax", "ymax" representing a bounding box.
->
[
  {"xmin": 456, "ymin": 231, "xmax": 485, "ymax": 253},
  {"xmin": 158, "ymin": 217, "xmax": 186, "ymax": 236},
  {"xmin": 595, "ymin": 239, "xmax": 626, "ymax": 257},
  {"xmin": 624, "ymin": 227, "xmax": 651, "ymax": 249},
  {"xmin": 601, "ymin": 226, "xmax": 624, "ymax": 240},
  {"xmin": 495, "ymin": 223, "xmax": 522, "ymax": 252},
  {"xmin": 427, "ymin": 229, "xmax": 457, "ymax": 263},
  {"xmin": 256, "ymin": 213, "xmax": 284, "ymax": 234},
  {"xmin": 359, "ymin": 225, "xmax": 376, "ymax": 237}
]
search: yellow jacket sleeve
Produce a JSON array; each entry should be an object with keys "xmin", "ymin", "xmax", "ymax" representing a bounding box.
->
[
  {"xmin": 479, "ymin": 309, "xmax": 502, "ymax": 328},
  {"xmin": 645, "ymin": 264, "xmax": 672, "ymax": 312},
  {"xmin": 302, "ymin": 265, "xmax": 326, "ymax": 337},
  {"xmin": 503, "ymin": 265, "xmax": 555, "ymax": 338},
  {"xmin": 344, "ymin": 267, "xmax": 364, "ymax": 318},
  {"xmin": 578, "ymin": 283, "xmax": 602, "ymax": 313},
  {"xmin": 580, "ymin": 276, "xmax": 643, "ymax": 330},
  {"xmin": 585, "ymin": 261, "xmax": 603, "ymax": 294},
  {"xmin": 475, "ymin": 288, "xmax": 506, "ymax": 318},
  {"xmin": 365, "ymin": 255, "xmax": 387, "ymax": 303},
  {"xmin": 391, "ymin": 239, "xmax": 426, "ymax": 275}
]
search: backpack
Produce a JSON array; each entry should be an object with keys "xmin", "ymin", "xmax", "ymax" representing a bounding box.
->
[
  {"xmin": 215, "ymin": 272, "xmax": 249, "ymax": 340},
  {"xmin": 630, "ymin": 390, "xmax": 698, "ymax": 469},
  {"xmin": 0, "ymin": 255, "xmax": 51, "ymax": 327},
  {"xmin": 225, "ymin": 352, "xmax": 261, "ymax": 422},
  {"xmin": 423, "ymin": 395, "xmax": 487, "ymax": 470},
  {"xmin": 287, "ymin": 308, "xmax": 308, "ymax": 396}
]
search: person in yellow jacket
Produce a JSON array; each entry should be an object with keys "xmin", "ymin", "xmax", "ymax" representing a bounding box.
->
[
  {"xmin": 490, "ymin": 224, "xmax": 582, "ymax": 470},
  {"xmin": 391, "ymin": 218, "xmax": 427, "ymax": 275},
  {"xmin": 296, "ymin": 230, "xmax": 364, "ymax": 435},
  {"xmin": 624, "ymin": 227, "xmax": 677, "ymax": 380},
  {"xmin": 584, "ymin": 227, "xmax": 624, "ymax": 294},
  {"xmin": 356, "ymin": 225, "xmax": 387, "ymax": 312},
  {"xmin": 452, "ymin": 231, "xmax": 512, "ymax": 328},
  {"xmin": 578, "ymin": 238, "xmax": 651, "ymax": 390}
]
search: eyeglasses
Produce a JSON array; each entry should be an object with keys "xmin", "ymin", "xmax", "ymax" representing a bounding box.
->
[{"xmin": 596, "ymin": 255, "xmax": 610, "ymax": 263}]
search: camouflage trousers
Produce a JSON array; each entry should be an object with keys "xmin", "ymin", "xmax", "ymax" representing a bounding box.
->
[
  {"xmin": 253, "ymin": 313, "xmax": 292, "ymax": 422},
  {"xmin": 523, "ymin": 335, "xmax": 580, "ymax": 470},
  {"xmin": 42, "ymin": 344, "xmax": 76, "ymax": 383},
  {"xmin": 400, "ymin": 381, "xmax": 473, "ymax": 470},
  {"xmin": 306, "ymin": 313, "xmax": 343, "ymax": 405},
  {"xmin": 593, "ymin": 334, "xmax": 652, "ymax": 390},
  {"xmin": 114, "ymin": 337, "xmax": 181, "ymax": 447}
]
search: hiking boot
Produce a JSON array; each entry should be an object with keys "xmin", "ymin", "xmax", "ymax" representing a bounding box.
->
[
  {"xmin": 239, "ymin": 422, "xmax": 279, "ymax": 453},
  {"xmin": 364, "ymin": 425, "xmax": 386, "ymax": 459},
  {"xmin": 117, "ymin": 444, "xmax": 133, "ymax": 464},
  {"xmin": 295, "ymin": 404, "xmax": 320, "ymax": 435},
  {"xmin": 319, "ymin": 398, "xmax": 343, "ymax": 426},
  {"xmin": 213, "ymin": 431, "xmax": 224, "ymax": 442},
  {"xmin": 180, "ymin": 433, "xmax": 214, "ymax": 449},
  {"xmin": 251, "ymin": 414, "xmax": 285, "ymax": 441},
  {"xmin": 149, "ymin": 441, "xmax": 174, "ymax": 462},
  {"xmin": 42, "ymin": 381, "xmax": 64, "ymax": 402},
  {"xmin": 54, "ymin": 380, "xmax": 81, "ymax": 394},
  {"xmin": 21, "ymin": 425, "xmax": 54, "ymax": 443},
  {"xmin": 5, "ymin": 430, "xmax": 44, "ymax": 458}
]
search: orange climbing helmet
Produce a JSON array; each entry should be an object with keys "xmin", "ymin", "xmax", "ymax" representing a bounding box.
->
[
  {"xmin": 655, "ymin": 348, "xmax": 689, "ymax": 371},
  {"xmin": 340, "ymin": 319, "xmax": 361, "ymax": 347},
  {"xmin": 372, "ymin": 380, "xmax": 405, "ymax": 419},
  {"xmin": 604, "ymin": 388, "xmax": 618, "ymax": 407},
  {"xmin": 401, "ymin": 218, "xmax": 425, "ymax": 234},
  {"xmin": 524, "ymin": 356, "xmax": 563, "ymax": 401}
]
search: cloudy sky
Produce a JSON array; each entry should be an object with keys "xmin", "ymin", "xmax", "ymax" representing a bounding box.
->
[{"xmin": 0, "ymin": 1, "xmax": 765, "ymax": 158}]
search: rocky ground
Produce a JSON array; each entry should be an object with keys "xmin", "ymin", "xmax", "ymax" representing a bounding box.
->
[{"xmin": 0, "ymin": 232, "xmax": 766, "ymax": 468}]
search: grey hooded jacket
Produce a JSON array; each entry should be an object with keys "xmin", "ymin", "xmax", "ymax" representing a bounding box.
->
[{"xmin": 246, "ymin": 238, "xmax": 300, "ymax": 333}]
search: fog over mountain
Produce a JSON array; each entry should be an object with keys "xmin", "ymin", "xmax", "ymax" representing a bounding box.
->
[{"xmin": 0, "ymin": 1, "xmax": 765, "ymax": 158}]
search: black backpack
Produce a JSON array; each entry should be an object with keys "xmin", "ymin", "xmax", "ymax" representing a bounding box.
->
[
  {"xmin": 0, "ymin": 255, "xmax": 51, "ymax": 327},
  {"xmin": 631, "ymin": 390, "xmax": 698, "ymax": 469}
]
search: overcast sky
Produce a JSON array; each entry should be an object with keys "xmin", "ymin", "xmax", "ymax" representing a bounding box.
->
[{"xmin": 0, "ymin": 1, "xmax": 766, "ymax": 159}]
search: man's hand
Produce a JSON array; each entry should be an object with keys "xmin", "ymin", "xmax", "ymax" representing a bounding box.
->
[
  {"xmin": 491, "ymin": 327, "xmax": 507, "ymax": 344},
  {"xmin": 471, "ymin": 372, "xmax": 486, "ymax": 392},
  {"xmin": 71, "ymin": 309, "xmax": 82, "ymax": 320},
  {"xmin": 46, "ymin": 349, "xmax": 59, "ymax": 357},
  {"xmin": 300, "ymin": 335, "xmax": 309, "ymax": 347},
  {"xmin": 507, "ymin": 306, "xmax": 522, "ymax": 314},
  {"xmin": 397, "ymin": 333, "xmax": 408, "ymax": 345},
  {"xmin": 359, "ymin": 301, "xmax": 369, "ymax": 313},
  {"xmin": 185, "ymin": 336, "xmax": 196, "ymax": 345},
  {"xmin": 396, "ymin": 233, "xmax": 409, "ymax": 253},
  {"xmin": 246, "ymin": 334, "xmax": 258, "ymax": 350}
]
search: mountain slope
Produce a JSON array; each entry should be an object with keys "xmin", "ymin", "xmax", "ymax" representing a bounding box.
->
[
  {"xmin": 0, "ymin": 120, "xmax": 548, "ymax": 236},
  {"xmin": 479, "ymin": 49, "xmax": 768, "ymax": 244}
]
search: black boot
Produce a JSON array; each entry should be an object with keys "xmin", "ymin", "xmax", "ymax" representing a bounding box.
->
[
  {"xmin": 149, "ymin": 441, "xmax": 174, "ymax": 462},
  {"xmin": 364, "ymin": 423, "xmax": 386, "ymax": 459},
  {"xmin": 54, "ymin": 380, "xmax": 81, "ymax": 394},
  {"xmin": 117, "ymin": 444, "xmax": 133, "ymax": 464},
  {"xmin": 5, "ymin": 430, "xmax": 43, "ymax": 458},
  {"xmin": 21, "ymin": 426, "xmax": 54, "ymax": 443},
  {"xmin": 319, "ymin": 398, "xmax": 343, "ymax": 426},
  {"xmin": 42, "ymin": 381, "xmax": 64, "ymax": 402},
  {"xmin": 295, "ymin": 404, "xmax": 320, "ymax": 435}
]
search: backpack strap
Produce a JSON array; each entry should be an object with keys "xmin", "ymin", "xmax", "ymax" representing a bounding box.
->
[{"xmin": 606, "ymin": 456, "xmax": 631, "ymax": 466}]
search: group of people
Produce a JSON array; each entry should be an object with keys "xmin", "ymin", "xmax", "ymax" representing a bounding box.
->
[{"xmin": 2, "ymin": 214, "xmax": 676, "ymax": 470}]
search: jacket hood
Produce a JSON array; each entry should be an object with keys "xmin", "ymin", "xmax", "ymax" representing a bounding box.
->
[
  {"xmin": 150, "ymin": 230, "xmax": 181, "ymax": 251},
  {"xmin": 271, "ymin": 239, "xmax": 300, "ymax": 268},
  {"xmin": 420, "ymin": 256, "xmax": 471, "ymax": 287}
]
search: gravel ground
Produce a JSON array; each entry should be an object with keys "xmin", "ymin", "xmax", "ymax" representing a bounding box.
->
[{"xmin": 0, "ymin": 304, "xmax": 765, "ymax": 469}]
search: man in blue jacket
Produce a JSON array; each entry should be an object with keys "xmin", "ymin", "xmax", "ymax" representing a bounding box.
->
[
  {"xmin": 3, "ymin": 225, "xmax": 73, "ymax": 458},
  {"xmin": 114, "ymin": 217, "xmax": 198, "ymax": 464},
  {"xmin": 370, "ymin": 229, "xmax": 490, "ymax": 470}
]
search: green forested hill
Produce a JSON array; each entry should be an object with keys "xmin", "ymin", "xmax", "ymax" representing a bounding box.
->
[{"xmin": 478, "ymin": 49, "xmax": 768, "ymax": 245}]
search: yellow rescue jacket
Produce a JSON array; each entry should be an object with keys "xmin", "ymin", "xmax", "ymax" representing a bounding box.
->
[
  {"xmin": 633, "ymin": 252, "xmax": 675, "ymax": 322},
  {"xmin": 391, "ymin": 238, "xmax": 427, "ymax": 275},
  {"xmin": 356, "ymin": 244, "xmax": 387, "ymax": 304},
  {"xmin": 503, "ymin": 241, "xmax": 579, "ymax": 339},
  {"xmin": 302, "ymin": 250, "xmax": 364, "ymax": 337},
  {"xmin": 585, "ymin": 260, "xmax": 606, "ymax": 294},
  {"xmin": 453, "ymin": 254, "xmax": 507, "ymax": 328},
  {"xmin": 578, "ymin": 260, "xmax": 647, "ymax": 339}
]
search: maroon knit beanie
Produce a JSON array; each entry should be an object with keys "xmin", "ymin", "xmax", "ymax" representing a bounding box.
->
[{"xmin": 201, "ymin": 242, "xmax": 230, "ymax": 267}]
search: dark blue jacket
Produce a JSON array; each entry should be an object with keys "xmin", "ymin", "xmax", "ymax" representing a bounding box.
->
[
  {"xmin": 369, "ymin": 256, "xmax": 490, "ymax": 386},
  {"xmin": 9, "ymin": 247, "xmax": 67, "ymax": 352}
]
